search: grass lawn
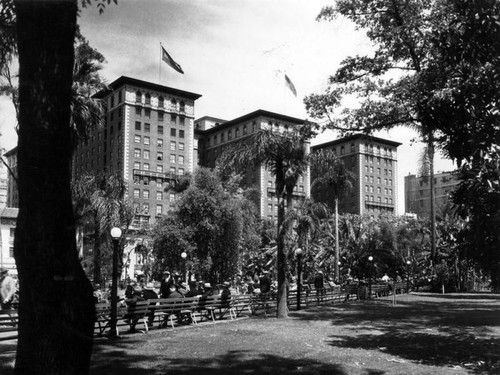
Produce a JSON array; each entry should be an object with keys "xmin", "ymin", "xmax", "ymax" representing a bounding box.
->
[{"xmin": 2, "ymin": 293, "xmax": 499, "ymax": 374}]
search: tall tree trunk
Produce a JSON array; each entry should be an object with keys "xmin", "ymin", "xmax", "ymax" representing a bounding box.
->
[
  {"xmin": 429, "ymin": 140, "xmax": 437, "ymax": 263},
  {"xmin": 276, "ymin": 191, "xmax": 288, "ymax": 318},
  {"xmin": 14, "ymin": 1, "xmax": 95, "ymax": 373},
  {"xmin": 93, "ymin": 215, "xmax": 101, "ymax": 285},
  {"xmin": 334, "ymin": 197, "xmax": 339, "ymax": 282}
]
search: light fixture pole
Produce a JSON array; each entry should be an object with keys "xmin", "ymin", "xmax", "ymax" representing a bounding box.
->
[
  {"xmin": 109, "ymin": 227, "xmax": 122, "ymax": 337},
  {"xmin": 406, "ymin": 260, "xmax": 411, "ymax": 293},
  {"xmin": 368, "ymin": 255, "xmax": 374, "ymax": 300},
  {"xmin": 295, "ymin": 248, "xmax": 303, "ymax": 310},
  {"xmin": 181, "ymin": 251, "xmax": 187, "ymax": 284}
]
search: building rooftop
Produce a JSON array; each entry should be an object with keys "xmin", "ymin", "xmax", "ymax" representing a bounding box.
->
[
  {"xmin": 312, "ymin": 133, "xmax": 402, "ymax": 149},
  {"xmin": 197, "ymin": 109, "xmax": 308, "ymax": 134},
  {"xmin": 93, "ymin": 76, "xmax": 202, "ymax": 100}
]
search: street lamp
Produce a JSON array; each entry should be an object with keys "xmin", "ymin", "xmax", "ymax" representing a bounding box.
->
[
  {"xmin": 295, "ymin": 248, "xmax": 303, "ymax": 310},
  {"xmin": 109, "ymin": 227, "xmax": 122, "ymax": 337},
  {"xmin": 368, "ymin": 255, "xmax": 374, "ymax": 300},
  {"xmin": 406, "ymin": 260, "xmax": 411, "ymax": 293},
  {"xmin": 181, "ymin": 251, "xmax": 188, "ymax": 283}
]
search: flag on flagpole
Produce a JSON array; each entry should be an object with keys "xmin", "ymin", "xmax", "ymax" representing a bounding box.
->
[
  {"xmin": 284, "ymin": 74, "xmax": 297, "ymax": 97},
  {"xmin": 161, "ymin": 46, "xmax": 184, "ymax": 74}
]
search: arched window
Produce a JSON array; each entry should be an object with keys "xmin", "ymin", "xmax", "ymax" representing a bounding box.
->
[
  {"xmin": 171, "ymin": 99, "xmax": 177, "ymax": 111},
  {"xmin": 158, "ymin": 96, "xmax": 164, "ymax": 108},
  {"xmin": 135, "ymin": 91, "xmax": 142, "ymax": 103},
  {"xmin": 145, "ymin": 93, "xmax": 151, "ymax": 105},
  {"xmin": 179, "ymin": 101, "xmax": 185, "ymax": 112}
]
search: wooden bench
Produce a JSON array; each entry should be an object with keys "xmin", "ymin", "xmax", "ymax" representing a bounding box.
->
[
  {"xmin": 0, "ymin": 309, "xmax": 18, "ymax": 340},
  {"xmin": 94, "ymin": 300, "xmax": 150, "ymax": 335},
  {"xmin": 250, "ymin": 292, "xmax": 278, "ymax": 316}
]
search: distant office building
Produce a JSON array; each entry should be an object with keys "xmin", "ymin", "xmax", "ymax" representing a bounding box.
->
[
  {"xmin": 312, "ymin": 134, "xmax": 401, "ymax": 218},
  {"xmin": 3, "ymin": 147, "xmax": 18, "ymax": 208},
  {"xmin": 74, "ymin": 76, "xmax": 202, "ymax": 228},
  {"xmin": 404, "ymin": 171, "xmax": 460, "ymax": 218},
  {"xmin": 0, "ymin": 207, "xmax": 18, "ymax": 275},
  {"xmin": 195, "ymin": 110, "xmax": 310, "ymax": 221}
]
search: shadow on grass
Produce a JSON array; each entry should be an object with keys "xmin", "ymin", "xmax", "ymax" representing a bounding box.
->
[
  {"xmin": 91, "ymin": 338, "xmax": 347, "ymax": 375},
  {"xmin": 290, "ymin": 297, "xmax": 500, "ymax": 374}
]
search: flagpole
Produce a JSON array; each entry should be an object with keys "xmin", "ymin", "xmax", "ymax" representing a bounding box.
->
[{"xmin": 159, "ymin": 42, "xmax": 162, "ymax": 83}]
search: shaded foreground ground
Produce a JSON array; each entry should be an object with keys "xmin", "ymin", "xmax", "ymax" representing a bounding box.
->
[{"xmin": 1, "ymin": 293, "xmax": 499, "ymax": 374}]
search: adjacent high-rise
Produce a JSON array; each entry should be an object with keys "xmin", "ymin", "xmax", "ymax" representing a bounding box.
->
[{"xmin": 312, "ymin": 134, "xmax": 401, "ymax": 218}]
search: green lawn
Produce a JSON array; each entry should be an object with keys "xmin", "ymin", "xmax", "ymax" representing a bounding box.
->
[{"xmin": 2, "ymin": 293, "xmax": 499, "ymax": 374}]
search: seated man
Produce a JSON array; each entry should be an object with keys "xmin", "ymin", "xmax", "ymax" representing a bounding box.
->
[
  {"xmin": 124, "ymin": 286, "xmax": 145, "ymax": 332},
  {"xmin": 142, "ymin": 283, "xmax": 158, "ymax": 326}
]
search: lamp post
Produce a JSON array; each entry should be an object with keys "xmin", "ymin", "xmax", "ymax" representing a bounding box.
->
[
  {"xmin": 406, "ymin": 260, "xmax": 411, "ymax": 293},
  {"xmin": 181, "ymin": 251, "xmax": 188, "ymax": 284},
  {"xmin": 368, "ymin": 255, "xmax": 374, "ymax": 300},
  {"xmin": 109, "ymin": 227, "xmax": 122, "ymax": 337},
  {"xmin": 295, "ymin": 248, "xmax": 303, "ymax": 310}
]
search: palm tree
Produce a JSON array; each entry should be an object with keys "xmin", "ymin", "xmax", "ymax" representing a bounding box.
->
[
  {"xmin": 310, "ymin": 149, "xmax": 355, "ymax": 281},
  {"xmin": 72, "ymin": 172, "xmax": 133, "ymax": 284},
  {"xmin": 219, "ymin": 127, "xmax": 310, "ymax": 318},
  {"xmin": 70, "ymin": 35, "xmax": 107, "ymax": 147}
]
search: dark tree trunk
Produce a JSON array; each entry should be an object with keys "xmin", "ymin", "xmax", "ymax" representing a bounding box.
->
[
  {"xmin": 93, "ymin": 216, "xmax": 101, "ymax": 285},
  {"xmin": 276, "ymin": 191, "xmax": 288, "ymax": 318},
  {"xmin": 14, "ymin": 1, "xmax": 95, "ymax": 374}
]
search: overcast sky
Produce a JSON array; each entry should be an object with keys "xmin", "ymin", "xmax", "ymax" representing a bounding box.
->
[{"xmin": 0, "ymin": 0, "xmax": 455, "ymax": 213}]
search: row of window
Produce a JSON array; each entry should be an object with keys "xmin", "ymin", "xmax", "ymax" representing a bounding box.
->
[
  {"xmin": 365, "ymin": 175, "xmax": 393, "ymax": 185},
  {"xmin": 364, "ymin": 143, "xmax": 394, "ymax": 157},
  {"xmin": 133, "ymin": 135, "xmax": 185, "ymax": 151},
  {"xmin": 135, "ymin": 122, "xmax": 185, "ymax": 138},
  {"xmin": 133, "ymin": 91, "xmax": 186, "ymax": 112},
  {"xmin": 135, "ymin": 107, "xmax": 186, "ymax": 124},
  {"xmin": 133, "ymin": 148, "xmax": 185, "ymax": 164},
  {"xmin": 133, "ymin": 189, "xmax": 174, "ymax": 201},
  {"xmin": 207, "ymin": 122, "xmax": 257, "ymax": 147},
  {"xmin": 365, "ymin": 195, "xmax": 394, "ymax": 204},
  {"xmin": 132, "ymin": 201, "xmax": 173, "ymax": 216},
  {"xmin": 365, "ymin": 155, "xmax": 393, "ymax": 166},
  {"xmin": 364, "ymin": 165, "xmax": 393, "ymax": 176},
  {"xmin": 365, "ymin": 185, "xmax": 393, "ymax": 195},
  {"xmin": 133, "ymin": 160, "xmax": 184, "ymax": 172}
]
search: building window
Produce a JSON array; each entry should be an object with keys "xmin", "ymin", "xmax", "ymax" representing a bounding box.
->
[
  {"xmin": 156, "ymin": 165, "xmax": 163, "ymax": 173},
  {"xmin": 143, "ymin": 163, "xmax": 150, "ymax": 171},
  {"xmin": 170, "ymin": 167, "xmax": 176, "ymax": 174},
  {"xmin": 170, "ymin": 141, "xmax": 176, "ymax": 150},
  {"xmin": 142, "ymin": 203, "xmax": 149, "ymax": 214},
  {"xmin": 144, "ymin": 123, "xmax": 150, "ymax": 132},
  {"xmin": 135, "ymin": 108, "xmax": 141, "ymax": 116},
  {"xmin": 385, "ymin": 178, "xmax": 388, "ymax": 185},
  {"xmin": 134, "ymin": 148, "xmax": 141, "ymax": 158},
  {"xmin": 221, "ymin": 132, "xmax": 225, "ymax": 142},
  {"xmin": 179, "ymin": 116, "xmax": 185, "ymax": 126},
  {"xmin": 156, "ymin": 204, "xmax": 162, "ymax": 215},
  {"xmin": 178, "ymin": 142, "xmax": 184, "ymax": 151},
  {"xmin": 171, "ymin": 114, "xmax": 177, "ymax": 123},
  {"xmin": 145, "ymin": 93, "xmax": 151, "ymax": 105},
  {"xmin": 370, "ymin": 166, "xmax": 373, "ymax": 173},
  {"xmin": 370, "ymin": 176, "xmax": 374, "ymax": 183},
  {"xmin": 377, "ymin": 187, "xmax": 381, "ymax": 194},
  {"xmin": 228, "ymin": 129, "xmax": 232, "ymax": 140},
  {"xmin": 171, "ymin": 128, "xmax": 176, "ymax": 137},
  {"xmin": 365, "ymin": 185, "xmax": 369, "ymax": 192},
  {"xmin": 158, "ymin": 112, "xmax": 164, "ymax": 122},
  {"xmin": 179, "ymin": 101, "xmax": 185, "ymax": 112},
  {"xmin": 158, "ymin": 125, "xmax": 164, "ymax": 134},
  {"xmin": 243, "ymin": 124, "xmax": 247, "ymax": 135},
  {"xmin": 389, "ymin": 170, "xmax": 392, "ymax": 177},
  {"xmin": 377, "ymin": 196, "xmax": 381, "ymax": 202},
  {"xmin": 156, "ymin": 191, "xmax": 163, "ymax": 200},
  {"xmin": 145, "ymin": 109, "xmax": 151, "ymax": 119},
  {"xmin": 156, "ymin": 180, "xmax": 163, "ymax": 188},
  {"xmin": 170, "ymin": 154, "xmax": 176, "ymax": 163},
  {"xmin": 179, "ymin": 130, "xmax": 184, "ymax": 138},
  {"xmin": 370, "ymin": 186, "xmax": 374, "ymax": 193},
  {"xmin": 143, "ymin": 190, "xmax": 149, "ymax": 199},
  {"xmin": 169, "ymin": 193, "xmax": 176, "ymax": 202},
  {"xmin": 178, "ymin": 168, "xmax": 184, "ymax": 175},
  {"xmin": 134, "ymin": 189, "xmax": 140, "ymax": 198},
  {"xmin": 144, "ymin": 150, "xmax": 150, "ymax": 159},
  {"xmin": 135, "ymin": 91, "xmax": 142, "ymax": 103},
  {"xmin": 389, "ymin": 189, "xmax": 393, "ymax": 195},
  {"xmin": 135, "ymin": 121, "xmax": 141, "ymax": 131},
  {"xmin": 134, "ymin": 135, "xmax": 141, "ymax": 143},
  {"xmin": 365, "ymin": 195, "xmax": 369, "ymax": 201},
  {"xmin": 377, "ymin": 168, "xmax": 381, "ymax": 174},
  {"xmin": 370, "ymin": 195, "xmax": 374, "ymax": 201},
  {"xmin": 389, "ymin": 198, "xmax": 393, "ymax": 204},
  {"xmin": 144, "ymin": 136, "xmax": 150, "ymax": 145},
  {"xmin": 158, "ymin": 96, "xmax": 164, "ymax": 108},
  {"xmin": 134, "ymin": 161, "xmax": 140, "ymax": 170},
  {"xmin": 340, "ymin": 146, "xmax": 344, "ymax": 155},
  {"xmin": 178, "ymin": 155, "xmax": 184, "ymax": 165},
  {"xmin": 157, "ymin": 139, "xmax": 163, "ymax": 148}
]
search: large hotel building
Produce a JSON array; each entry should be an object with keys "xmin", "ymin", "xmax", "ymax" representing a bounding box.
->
[
  {"xmin": 73, "ymin": 76, "xmax": 202, "ymax": 227},
  {"xmin": 312, "ymin": 134, "xmax": 401, "ymax": 218}
]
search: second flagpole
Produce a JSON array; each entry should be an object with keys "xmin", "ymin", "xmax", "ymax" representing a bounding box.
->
[{"xmin": 159, "ymin": 43, "xmax": 162, "ymax": 83}]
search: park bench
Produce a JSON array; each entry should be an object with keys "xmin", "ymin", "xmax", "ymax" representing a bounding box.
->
[
  {"xmin": 228, "ymin": 294, "xmax": 253, "ymax": 318},
  {"xmin": 250, "ymin": 292, "xmax": 278, "ymax": 316},
  {"xmin": 0, "ymin": 309, "xmax": 18, "ymax": 340},
  {"xmin": 371, "ymin": 284, "xmax": 390, "ymax": 298},
  {"xmin": 94, "ymin": 300, "xmax": 150, "ymax": 335}
]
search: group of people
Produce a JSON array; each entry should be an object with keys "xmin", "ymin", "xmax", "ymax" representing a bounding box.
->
[{"xmin": 0, "ymin": 267, "xmax": 17, "ymax": 310}]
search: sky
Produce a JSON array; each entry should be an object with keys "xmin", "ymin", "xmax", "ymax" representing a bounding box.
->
[{"xmin": 0, "ymin": 0, "xmax": 455, "ymax": 213}]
